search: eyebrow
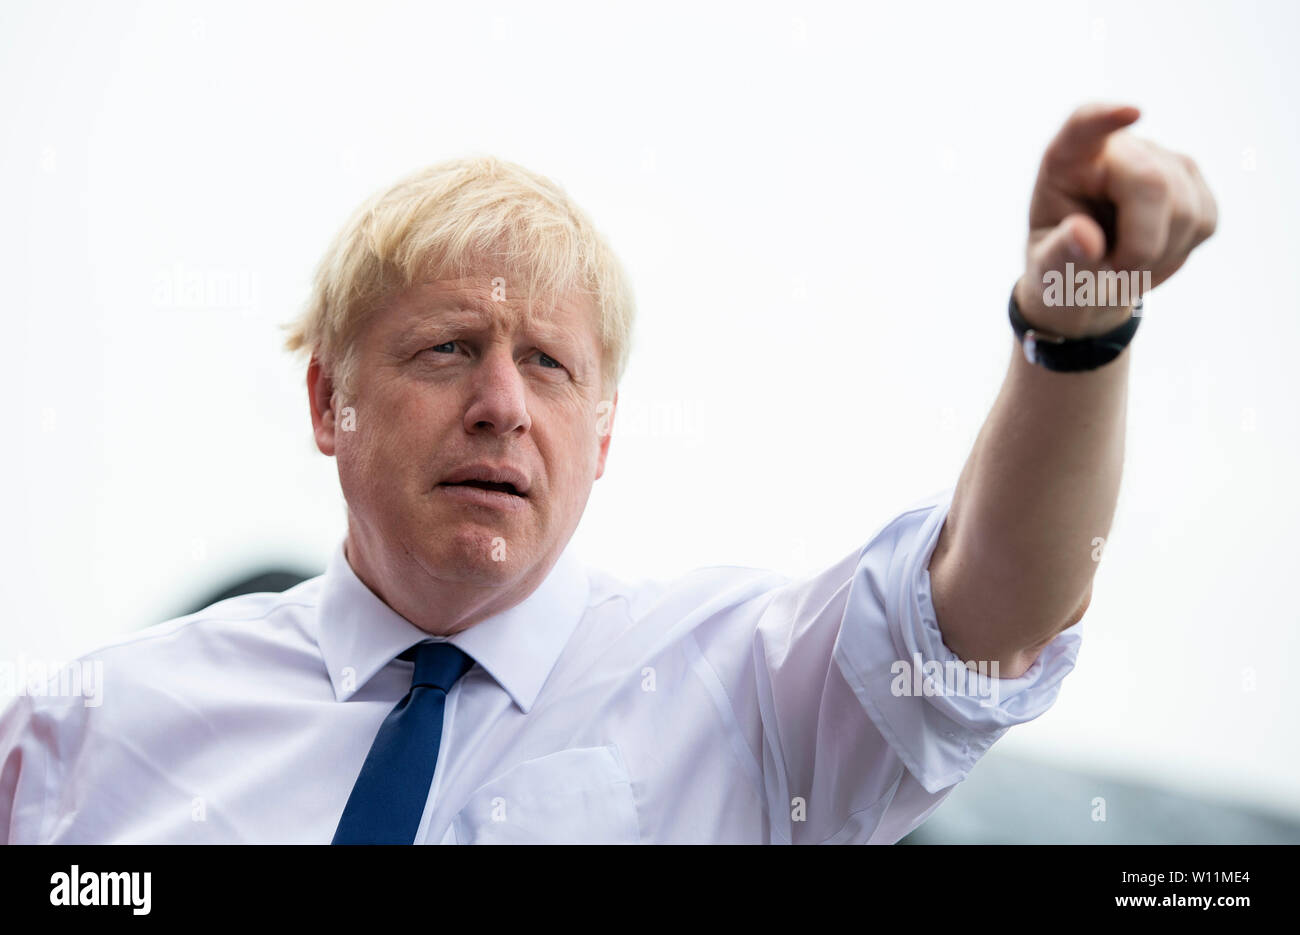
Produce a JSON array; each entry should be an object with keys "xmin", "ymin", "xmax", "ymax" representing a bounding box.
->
[{"xmin": 398, "ymin": 306, "xmax": 501, "ymax": 336}]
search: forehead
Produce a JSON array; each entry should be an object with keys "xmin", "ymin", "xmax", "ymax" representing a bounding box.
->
[{"xmin": 381, "ymin": 276, "xmax": 597, "ymax": 343}]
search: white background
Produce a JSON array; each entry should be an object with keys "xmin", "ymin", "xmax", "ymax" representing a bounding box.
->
[{"xmin": 2, "ymin": 0, "xmax": 1297, "ymax": 818}]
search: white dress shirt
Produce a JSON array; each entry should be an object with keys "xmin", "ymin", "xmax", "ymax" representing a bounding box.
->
[{"xmin": 0, "ymin": 486, "xmax": 1082, "ymax": 844}]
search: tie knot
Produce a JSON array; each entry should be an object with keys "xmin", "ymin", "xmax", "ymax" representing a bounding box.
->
[{"xmin": 400, "ymin": 641, "xmax": 473, "ymax": 692}]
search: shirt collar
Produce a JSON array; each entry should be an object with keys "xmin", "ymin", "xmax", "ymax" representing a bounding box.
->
[{"xmin": 316, "ymin": 540, "xmax": 590, "ymax": 714}]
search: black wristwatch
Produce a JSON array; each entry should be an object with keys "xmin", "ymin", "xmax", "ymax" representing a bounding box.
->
[{"xmin": 1008, "ymin": 287, "xmax": 1141, "ymax": 372}]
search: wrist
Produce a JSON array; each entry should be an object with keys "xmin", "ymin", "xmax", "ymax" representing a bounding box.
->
[
  {"xmin": 1013, "ymin": 273, "xmax": 1137, "ymax": 340},
  {"xmin": 1007, "ymin": 282, "xmax": 1140, "ymax": 373}
]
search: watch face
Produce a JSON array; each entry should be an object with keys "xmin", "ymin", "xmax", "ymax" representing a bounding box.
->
[{"xmin": 1022, "ymin": 332, "xmax": 1039, "ymax": 366}]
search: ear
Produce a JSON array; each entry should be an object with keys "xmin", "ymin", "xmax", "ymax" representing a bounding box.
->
[
  {"xmin": 594, "ymin": 390, "xmax": 617, "ymax": 480},
  {"xmin": 308, "ymin": 356, "xmax": 339, "ymax": 456}
]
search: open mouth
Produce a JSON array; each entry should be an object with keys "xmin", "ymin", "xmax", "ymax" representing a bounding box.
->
[{"xmin": 437, "ymin": 464, "xmax": 531, "ymax": 508}]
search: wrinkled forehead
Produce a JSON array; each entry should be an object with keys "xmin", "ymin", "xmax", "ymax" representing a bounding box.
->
[
  {"xmin": 409, "ymin": 274, "xmax": 581, "ymax": 319},
  {"xmin": 380, "ymin": 274, "xmax": 599, "ymax": 349}
]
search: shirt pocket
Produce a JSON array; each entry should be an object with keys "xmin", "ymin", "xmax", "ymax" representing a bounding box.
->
[{"xmin": 451, "ymin": 743, "xmax": 640, "ymax": 844}]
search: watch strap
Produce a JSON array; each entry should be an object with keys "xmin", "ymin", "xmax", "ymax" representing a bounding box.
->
[{"xmin": 1008, "ymin": 287, "xmax": 1141, "ymax": 372}]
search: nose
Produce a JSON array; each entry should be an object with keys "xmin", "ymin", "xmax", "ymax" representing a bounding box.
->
[{"xmin": 462, "ymin": 347, "xmax": 532, "ymax": 437}]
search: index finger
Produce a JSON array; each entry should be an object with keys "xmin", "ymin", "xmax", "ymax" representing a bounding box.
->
[{"xmin": 1044, "ymin": 103, "xmax": 1142, "ymax": 167}]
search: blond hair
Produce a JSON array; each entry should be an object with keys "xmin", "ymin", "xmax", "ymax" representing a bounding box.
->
[{"xmin": 282, "ymin": 156, "xmax": 636, "ymax": 399}]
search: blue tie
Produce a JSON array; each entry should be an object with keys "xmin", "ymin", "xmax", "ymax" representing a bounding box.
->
[{"xmin": 332, "ymin": 641, "xmax": 475, "ymax": 844}]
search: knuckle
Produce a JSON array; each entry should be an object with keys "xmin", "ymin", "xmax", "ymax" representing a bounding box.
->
[
  {"xmin": 1130, "ymin": 164, "xmax": 1171, "ymax": 197},
  {"xmin": 1119, "ymin": 240, "xmax": 1162, "ymax": 269},
  {"xmin": 1041, "ymin": 142, "xmax": 1071, "ymax": 171},
  {"xmin": 1172, "ymin": 198, "xmax": 1199, "ymax": 229}
]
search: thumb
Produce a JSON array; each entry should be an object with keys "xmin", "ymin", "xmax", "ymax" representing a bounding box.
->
[{"xmin": 1030, "ymin": 213, "xmax": 1107, "ymax": 284}]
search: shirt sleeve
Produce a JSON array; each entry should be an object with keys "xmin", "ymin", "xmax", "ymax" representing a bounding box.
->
[
  {"xmin": 734, "ymin": 486, "xmax": 1083, "ymax": 844},
  {"xmin": 0, "ymin": 693, "xmax": 49, "ymax": 844}
]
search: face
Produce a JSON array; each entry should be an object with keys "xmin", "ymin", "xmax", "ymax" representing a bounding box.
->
[{"xmin": 308, "ymin": 273, "xmax": 615, "ymax": 632}]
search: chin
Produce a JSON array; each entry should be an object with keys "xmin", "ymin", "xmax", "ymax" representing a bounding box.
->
[{"xmin": 419, "ymin": 524, "xmax": 526, "ymax": 584}]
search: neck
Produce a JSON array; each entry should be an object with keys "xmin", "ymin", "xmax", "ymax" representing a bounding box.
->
[{"xmin": 342, "ymin": 530, "xmax": 559, "ymax": 637}]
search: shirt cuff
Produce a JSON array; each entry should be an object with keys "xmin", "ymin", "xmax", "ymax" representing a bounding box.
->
[{"xmin": 832, "ymin": 486, "xmax": 1083, "ymax": 795}]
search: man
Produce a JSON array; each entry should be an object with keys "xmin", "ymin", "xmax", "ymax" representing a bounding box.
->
[{"xmin": 0, "ymin": 103, "xmax": 1215, "ymax": 844}]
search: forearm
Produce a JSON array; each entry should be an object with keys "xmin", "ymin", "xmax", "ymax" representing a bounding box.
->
[
  {"xmin": 929, "ymin": 330, "xmax": 1129, "ymax": 676},
  {"xmin": 923, "ymin": 102, "xmax": 1214, "ymax": 680}
]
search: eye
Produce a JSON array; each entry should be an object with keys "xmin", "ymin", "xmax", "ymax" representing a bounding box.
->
[
  {"xmin": 427, "ymin": 342, "xmax": 456, "ymax": 354},
  {"xmin": 526, "ymin": 349, "xmax": 568, "ymax": 374}
]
